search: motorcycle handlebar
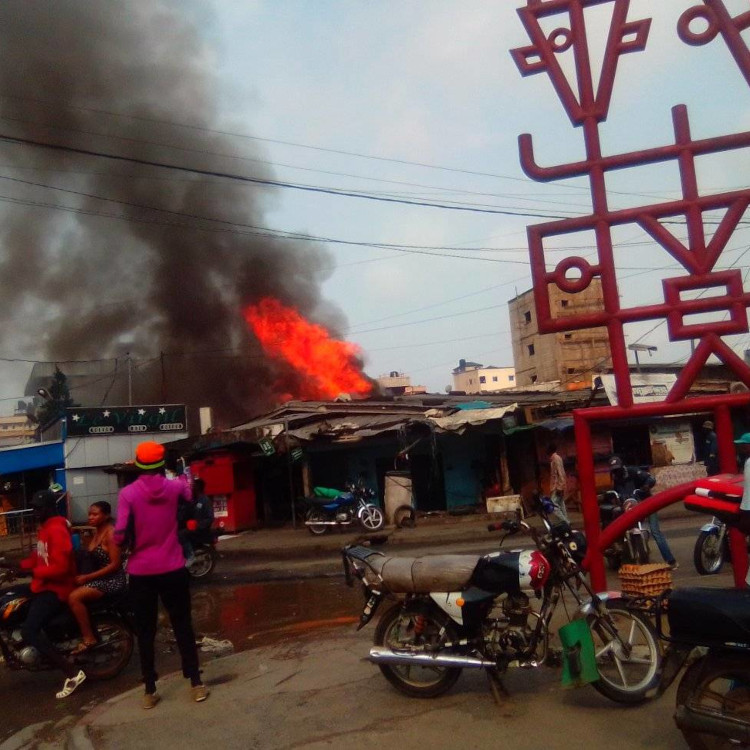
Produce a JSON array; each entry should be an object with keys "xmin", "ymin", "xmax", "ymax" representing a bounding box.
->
[{"xmin": 487, "ymin": 520, "xmax": 531, "ymax": 534}]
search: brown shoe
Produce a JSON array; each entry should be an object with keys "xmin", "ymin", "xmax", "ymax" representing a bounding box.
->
[
  {"xmin": 142, "ymin": 692, "xmax": 160, "ymax": 710},
  {"xmin": 191, "ymin": 684, "xmax": 209, "ymax": 702}
]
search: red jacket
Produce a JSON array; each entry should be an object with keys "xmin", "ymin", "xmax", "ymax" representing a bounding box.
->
[{"xmin": 20, "ymin": 516, "xmax": 76, "ymax": 601}]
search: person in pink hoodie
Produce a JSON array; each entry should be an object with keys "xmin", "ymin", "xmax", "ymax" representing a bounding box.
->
[{"xmin": 114, "ymin": 441, "xmax": 207, "ymax": 708}]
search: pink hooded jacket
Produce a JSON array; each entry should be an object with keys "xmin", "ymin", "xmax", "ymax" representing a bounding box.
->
[{"xmin": 114, "ymin": 474, "xmax": 191, "ymax": 576}]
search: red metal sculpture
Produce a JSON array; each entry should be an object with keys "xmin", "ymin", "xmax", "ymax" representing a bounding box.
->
[{"xmin": 512, "ymin": 0, "xmax": 750, "ymax": 591}]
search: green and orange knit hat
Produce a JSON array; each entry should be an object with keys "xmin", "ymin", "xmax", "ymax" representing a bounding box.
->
[{"xmin": 134, "ymin": 441, "xmax": 166, "ymax": 470}]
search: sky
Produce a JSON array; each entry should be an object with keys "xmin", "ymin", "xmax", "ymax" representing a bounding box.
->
[{"xmin": 1, "ymin": 0, "xmax": 750, "ymax": 410}]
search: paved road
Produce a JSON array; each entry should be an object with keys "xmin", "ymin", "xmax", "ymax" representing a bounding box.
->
[{"xmin": 0, "ymin": 519, "xmax": 731, "ymax": 746}]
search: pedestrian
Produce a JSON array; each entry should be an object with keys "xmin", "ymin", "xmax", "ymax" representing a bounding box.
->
[
  {"xmin": 702, "ymin": 420, "xmax": 720, "ymax": 476},
  {"xmin": 18, "ymin": 490, "xmax": 86, "ymax": 698},
  {"xmin": 547, "ymin": 444, "xmax": 569, "ymax": 523},
  {"xmin": 68, "ymin": 501, "xmax": 126, "ymax": 654},
  {"xmin": 608, "ymin": 456, "xmax": 678, "ymax": 570},
  {"xmin": 114, "ymin": 441, "xmax": 208, "ymax": 709},
  {"xmin": 732, "ymin": 433, "xmax": 750, "ymax": 585},
  {"xmin": 178, "ymin": 478, "xmax": 214, "ymax": 566}
]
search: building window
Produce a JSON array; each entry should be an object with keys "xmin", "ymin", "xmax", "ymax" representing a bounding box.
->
[
  {"xmin": 527, "ymin": 344, "xmax": 535, "ymax": 356},
  {"xmin": 561, "ymin": 299, "xmax": 569, "ymax": 308},
  {"xmin": 492, "ymin": 376, "xmax": 498, "ymax": 382},
  {"xmin": 509, "ymin": 375, "xmax": 515, "ymax": 382},
  {"xmin": 479, "ymin": 376, "xmax": 486, "ymax": 384},
  {"xmin": 564, "ymin": 333, "xmax": 572, "ymax": 340},
  {"xmin": 530, "ymin": 374, "xmax": 538, "ymax": 383},
  {"xmin": 524, "ymin": 310, "xmax": 532, "ymax": 323},
  {"xmin": 567, "ymin": 367, "xmax": 576, "ymax": 374}
]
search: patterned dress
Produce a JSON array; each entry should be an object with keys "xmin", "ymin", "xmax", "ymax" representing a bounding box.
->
[{"xmin": 84, "ymin": 543, "xmax": 127, "ymax": 596}]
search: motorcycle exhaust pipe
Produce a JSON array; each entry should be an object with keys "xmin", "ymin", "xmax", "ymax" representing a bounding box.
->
[
  {"xmin": 304, "ymin": 520, "xmax": 352, "ymax": 526},
  {"xmin": 369, "ymin": 646, "xmax": 495, "ymax": 669},
  {"xmin": 675, "ymin": 705, "xmax": 750, "ymax": 744}
]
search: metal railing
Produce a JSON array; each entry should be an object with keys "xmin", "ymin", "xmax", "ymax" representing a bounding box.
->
[{"xmin": 0, "ymin": 509, "xmax": 36, "ymax": 553}]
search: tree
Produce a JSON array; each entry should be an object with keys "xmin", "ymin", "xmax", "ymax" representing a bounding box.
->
[{"xmin": 36, "ymin": 367, "xmax": 78, "ymax": 427}]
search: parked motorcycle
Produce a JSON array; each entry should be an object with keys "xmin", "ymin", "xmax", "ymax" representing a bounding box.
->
[
  {"xmin": 185, "ymin": 528, "xmax": 219, "ymax": 580},
  {"xmin": 652, "ymin": 586, "xmax": 750, "ymax": 748},
  {"xmin": 0, "ymin": 561, "xmax": 134, "ymax": 681},
  {"xmin": 598, "ymin": 489, "xmax": 651, "ymax": 569},
  {"xmin": 305, "ymin": 484, "xmax": 384, "ymax": 535},
  {"xmin": 693, "ymin": 517, "xmax": 728, "ymax": 575},
  {"xmin": 342, "ymin": 515, "xmax": 662, "ymax": 704}
]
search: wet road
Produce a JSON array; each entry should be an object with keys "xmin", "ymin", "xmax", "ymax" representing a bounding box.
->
[
  {"xmin": 0, "ymin": 522, "xmax": 732, "ymax": 743},
  {"xmin": 0, "ymin": 577, "xmax": 362, "ymax": 743}
]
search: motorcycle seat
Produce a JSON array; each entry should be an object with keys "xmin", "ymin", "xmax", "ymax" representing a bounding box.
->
[
  {"xmin": 668, "ymin": 587, "xmax": 750, "ymax": 646},
  {"xmin": 306, "ymin": 495, "xmax": 345, "ymax": 506},
  {"xmin": 361, "ymin": 554, "xmax": 478, "ymax": 594}
]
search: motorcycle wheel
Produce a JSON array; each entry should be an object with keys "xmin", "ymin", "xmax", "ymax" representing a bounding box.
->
[
  {"xmin": 359, "ymin": 504, "xmax": 385, "ymax": 533},
  {"xmin": 187, "ymin": 546, "xmax": 217, "ymax": 580},
  {"xmin": 374, "ymin": 603, "xmax": 462, "ymax": 698},
  {"xmin": 676, "ymin": 654, "xmax": 750, "ymax": 750},
  {"xmin": 74, "ymin": 615, "xmax": 134, "ymax": 681},
  {"xmin": 694, "ymin": 529, "xmax": 725, "ymax": 575},
  {"xmin": 305, "ymin": 509, "xmax": 328, "ymax": 535},
  {"xmin": 587, "ymin": 601, "xmax": 662, "ymax": 704},
  {"xmin": 606, "ymin": 549, "xmax": 622, "ymax": 571}
]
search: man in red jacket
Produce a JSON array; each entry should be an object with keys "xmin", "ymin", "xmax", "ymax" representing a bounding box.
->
[{"xmin": 19, "ymin": 489, "xmax": 85, "ymax": 698}]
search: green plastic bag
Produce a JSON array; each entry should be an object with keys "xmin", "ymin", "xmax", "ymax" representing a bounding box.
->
[{"xmin": 559, "ymin": 619, "xmax": 600, "ymax": 687}]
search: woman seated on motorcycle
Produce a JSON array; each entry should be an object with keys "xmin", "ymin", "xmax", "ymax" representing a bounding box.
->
[{"xmin": 68, "ymin": 501, "xmax": 126, "ymax": 654}]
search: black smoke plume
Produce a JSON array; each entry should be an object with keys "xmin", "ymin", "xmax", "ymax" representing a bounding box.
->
[{"xmin": 0, "ymin": 0, "xmax": 349, "ymax": 428}]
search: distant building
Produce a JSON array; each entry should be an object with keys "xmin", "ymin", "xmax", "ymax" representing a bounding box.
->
[
  {"xmin": 0, "ymin": 414, "xmax": 35, "ymax": 447},
  {"xmin": 508, "ymin": 282, "xmax": 612, "ymax": 387},
  {"xmin": 376, "ymin": 372, "xmax": 427, "ymax": 397},
  {"xmin": 451, "ymin": 359, "xmax": 516, "ymax": 394}
]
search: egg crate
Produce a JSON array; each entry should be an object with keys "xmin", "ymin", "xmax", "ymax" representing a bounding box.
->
[{"xmin": 618, "ymin": 563, "xmax": 673, "ymax": 598}]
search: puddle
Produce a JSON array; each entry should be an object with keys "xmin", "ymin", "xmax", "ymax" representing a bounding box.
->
[{"xmin": 190, "ymin": 578, "xmax": 364, "ymax": 651}]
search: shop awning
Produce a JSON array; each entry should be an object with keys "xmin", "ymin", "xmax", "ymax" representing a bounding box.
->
[
  {"xmin": 0, "ymin": 441, "xmax": 64, "ymax": 475},
  {"xmin": 428, "ymin": 404, "xmax": 518, "ymax": 433}
]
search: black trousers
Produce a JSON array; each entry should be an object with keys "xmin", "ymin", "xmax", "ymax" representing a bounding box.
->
[
  {"xmin": 128, "ymin": 567, "xmax": 200, "ymax": 687},
  {"xmin": 20, "ymin": 588, "xmax": 75, "ymax": 677}
]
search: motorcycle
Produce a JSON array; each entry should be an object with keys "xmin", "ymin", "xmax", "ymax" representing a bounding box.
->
[
  {"xmin": 693, "ymin": 517, "xmax": 729, "ymax": 575},
  {"xmin": 598, "ymin": 488, "xmax": 651, "ymax": 570},
  {"xmin": 185, "ymin": 527, "xmax": 219, "ymax": 580},
  {"xmin": 342, "ymin": 514, "xmax": 662, "ymax": 704},
  {"xmin": 653, "ymin": 585, "xmax": 750, "ymax": 748},
  {"xmin": 304, "ymin": 483, "xmax": 385, "ymax": 535},
  {"xmin": 0, "ymin": 561, "xmax": 134, "ymax": 681}
]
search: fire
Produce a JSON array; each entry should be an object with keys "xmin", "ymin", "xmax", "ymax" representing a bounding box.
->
[{"xmin": 245, "ymin": 297, "xmax": 373, "ymax": 401}]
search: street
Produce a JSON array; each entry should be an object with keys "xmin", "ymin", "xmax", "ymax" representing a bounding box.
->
[{"xmin": 0, "ymin": 520, "xmax": 732, "ymax": 747}]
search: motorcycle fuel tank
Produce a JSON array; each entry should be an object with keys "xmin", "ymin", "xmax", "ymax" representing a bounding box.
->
[
  {"xmin": 472, "ymin": 550, "xmax": 550, "ymax": 596},
  {"xmin": 0, "ymin": 589, "xmax": 30, "ymax": 628}
]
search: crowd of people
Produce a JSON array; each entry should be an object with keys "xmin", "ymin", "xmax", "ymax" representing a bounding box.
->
[{"xmin": 16, "ymin": 441, "xmax": 211, "ymax": 706}]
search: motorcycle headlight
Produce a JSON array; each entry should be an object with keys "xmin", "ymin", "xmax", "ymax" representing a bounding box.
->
[{"xmin": 566, "ymin": 530, "xmax": 588, "ymax": 564}]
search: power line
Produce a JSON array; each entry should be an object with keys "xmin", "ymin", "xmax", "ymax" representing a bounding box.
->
[{"xmin": 0, "ymin": 133, "xmax": 579, "ymax": 219}]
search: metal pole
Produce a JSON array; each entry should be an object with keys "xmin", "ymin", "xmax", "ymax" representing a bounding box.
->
[
  {"xmin": 285, "ymin": 419, "xmax": 296, "ymax": 528},
  {"xmin": 127, "ymin": 353, "xmax": 133, "ymax": 406}
]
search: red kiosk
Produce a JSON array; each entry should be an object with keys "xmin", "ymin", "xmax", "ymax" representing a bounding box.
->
[{"xmin": 190, "ymin": 449, "xmax": 257, "ymax": 533}]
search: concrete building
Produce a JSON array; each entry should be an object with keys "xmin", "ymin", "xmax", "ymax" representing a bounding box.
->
[
  {"xmin": 376, "ymin": 372, "xmax": 427, "ymax": 396},
  {"xmin": 0, "ymin": 414, "xmax": 36, "ymax": 447},
  {"xmin": 451, "ymin": 359, "xmax": 516, "ymax": 393},
  {"xmin": 508, "ymin": 282, "xmax": 612, "ymax": 387}
]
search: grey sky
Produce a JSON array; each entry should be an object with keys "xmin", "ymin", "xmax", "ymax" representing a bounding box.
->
[{"xmin": 0, "ymin": 0, "xmax": 748, "ymax": 410}]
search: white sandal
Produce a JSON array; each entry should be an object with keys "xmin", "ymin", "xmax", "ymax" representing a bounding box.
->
[{"xmin": 56, "ymin": 670, "xmax": 86, "ymax": 699}]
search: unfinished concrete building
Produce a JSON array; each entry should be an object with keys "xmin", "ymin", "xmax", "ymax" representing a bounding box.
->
[{"xmin": 508, "ymin": 281, "xmax": 612, "ymax": 387}]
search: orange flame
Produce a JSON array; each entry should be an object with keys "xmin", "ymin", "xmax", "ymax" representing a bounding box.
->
[{"xmin": 245, "ymin": 297, "xmax": 372, "ymax": 401}]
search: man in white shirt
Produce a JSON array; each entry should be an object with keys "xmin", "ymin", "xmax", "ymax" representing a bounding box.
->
[{"xmin": 735, "ymin": 433, "xmax": 750, "ymax": 585}]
